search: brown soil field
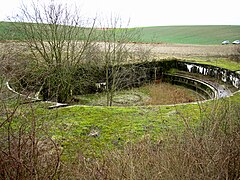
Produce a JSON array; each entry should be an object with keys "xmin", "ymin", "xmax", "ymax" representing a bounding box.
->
[
  {"xmin": 1, "ymin": 41, "xmax": 239, "ymax": 58},
  {"xmin": 129, "ymin": 43, "xmax": 239, "ymax": 58}
]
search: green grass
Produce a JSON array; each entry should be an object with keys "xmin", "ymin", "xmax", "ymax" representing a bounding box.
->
[
  {"xmin": 8, "ymin": 101, "xmax": 203, "ymax": 159},
  {"xmin": 133, "ymin": 25, "xmax": 240, "ymax": 45},
  {"xmin": 1, "ymin": 21, "xmax": 240, "ymax": 45},
  {"xmin": 2, "ymin": 93, "xmax": 239, "ymax": 178},
  {"xmin": 0, "ymin": 21, "xmax": 96, "ymax": 41},
  {"xmin": 179, "ymin": 57, "xmax": 240, "ymax": 71},
  {"xmin": 0, "ymin": 21, "xmax": 26, "ymax": 40},
  {"xmin": 23, "ymin": 90, "xmax": 239, "ymax": 159},
  {"xmin": 48, "ymin": 105, "xmax": 177, "ymax": 158}
]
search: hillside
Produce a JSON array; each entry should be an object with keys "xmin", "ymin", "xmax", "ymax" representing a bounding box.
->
[
  {"xmin": 0, "ymin": 21, "xmax": 24, "ymax": 40},
  {"xmin": 133, "ymin": 25, "xmax": 240, "ymax": 45},
  {"xmin": 0, "ymin": 21, "xmax": 240, "ymax": 45}
]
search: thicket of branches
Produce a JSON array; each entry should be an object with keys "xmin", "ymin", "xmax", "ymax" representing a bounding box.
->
[
  {"xmin": 230, "ymin": 46, "xmax": 240, "ymax": 62},
  {"xmin": 0, "ymin": 74, "xmax": 61, "ymax": 179}
]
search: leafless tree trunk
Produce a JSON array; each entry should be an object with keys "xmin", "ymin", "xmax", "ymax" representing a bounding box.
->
[{"xmin": 100, "ymin": 17, "xmax": 150, "ymax": 106}]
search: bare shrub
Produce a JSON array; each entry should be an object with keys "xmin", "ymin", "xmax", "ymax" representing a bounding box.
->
[
  {"xmin": 0, "ymin": 80, "xmax": 61, "ymax": 179},
  {"xmin": 229, "ymin": 46, "xmax": 240, "ymax": 62},
  {"xmin": 152, "ymin": 100, "xmax": 239, "ymax": 179},
  {"xmin": 0, "ymin": 42, "xmax": 29, "ymax": 77}
]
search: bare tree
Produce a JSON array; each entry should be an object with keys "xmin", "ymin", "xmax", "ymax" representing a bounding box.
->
[
  {"xmin": 10, "ymin": 1, "xmax": 97, "ymax": 102},
  {"xmin": 99, "ymin": 17, "xmax": 149, "ymax": 106}
]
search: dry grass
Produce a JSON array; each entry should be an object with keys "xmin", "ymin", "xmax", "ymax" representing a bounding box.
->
[
  {"xmin": 144, "ymin": 82, "xmax": 203, "ymax": 105},
  {"xmin": 0, "ymin": 91, "xmax": 61, "ymax": 179},
  {"xmin": 126, "ymin": 42, "xmax": 239, "ymax": 59}
]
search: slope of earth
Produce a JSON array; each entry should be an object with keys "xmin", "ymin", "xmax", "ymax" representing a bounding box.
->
[{"xmin": 133, "ymin": 25, "xmax": 240, "ymax": 45}]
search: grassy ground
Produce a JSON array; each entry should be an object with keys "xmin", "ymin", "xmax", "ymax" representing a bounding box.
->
[
  {"xmin": 20, "ymin": 98, "xmax": 205, "ymax": 159},
  {"xmin": 133, "ymin": 25, "xmax": 240, "ymax": 45},
  {"xmin": 9, "ymin": 91, "xmax": 237, "ymax": 160},
  {"xmin": 61, "ymin": 97, "xmax": 240, "ymax": 179},
  {"xmin": 3, "ymin": 91, "xmax": 240, "ymax": 179}
]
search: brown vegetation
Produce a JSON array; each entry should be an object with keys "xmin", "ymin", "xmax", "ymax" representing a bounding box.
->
[
  {"xmin": 127, "ymin": 42, "xmax": 239, "ymax": 58},
  {"xmin": 145, "ymin": 82, "xmax": 203, "ymax": 105},
  {"xmin": 229, "ymin": 46, "xmax": 240, "ymax": 62},
  {"xmin": 0, "ymin": 99, "xmax": 61, "ymax": 179}
]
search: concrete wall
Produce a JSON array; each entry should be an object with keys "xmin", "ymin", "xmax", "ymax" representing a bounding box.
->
[
  {"xmin": 95, "ymin": 60, "xmax": 239, "ymax": 98},
  {"xmin": 176, "ymin": 61, "xmax": 240, "ymax": 89},
  {"xmin": 163, "ymin": 74, "xmax": 217, "ymax": 99}
]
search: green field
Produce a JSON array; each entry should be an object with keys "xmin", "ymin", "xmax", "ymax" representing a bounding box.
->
[
  {"xmin": 0, "ymin": 21, "xmax": 24, "ymax": 40},
  {"xmin": 134, "ymin": 25, "xmax": 240, "ymax": 45},
  {"xmin": 1, "ymin": 21, "xmax": 239, "ymax": 45}
]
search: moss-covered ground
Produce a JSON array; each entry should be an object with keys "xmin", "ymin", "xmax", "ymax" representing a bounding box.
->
[{"xmin": 15, "ymin": 90, "xmax": 237, "ymax": 161}]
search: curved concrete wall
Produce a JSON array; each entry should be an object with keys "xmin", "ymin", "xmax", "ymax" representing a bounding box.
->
[
  {"xmin": 176, "ymin": 61, "xmax": 240, "ymax": 89},
  {"xmin": 163, "ymin": 74, "xmax": 218, "ymax": 99},
  {"xmin": 105, "ymin": 60, "xmax": 238, "ymax": 100},
  {"xmin": 11, "ymin": 59, "xmax": 239, "ymax": 102}
]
